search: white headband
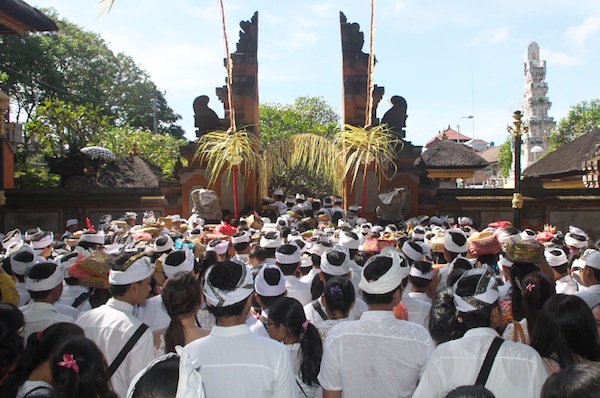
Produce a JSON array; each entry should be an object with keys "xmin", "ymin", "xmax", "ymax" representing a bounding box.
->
[
  {"xmin": 79, "ymin": 231, "xmax": 105, "ymax": 245},
  {"xmin": 409, "ymin": 266, "xmax": 434, "ymax": 280},
  {"xmin": 2, "ymin": 230, "xmax": 22, "ymax": 250},
  {"xmin": 402, "ymin": 240, "xmax": 430, "ymax": 262},
  {"xmin": 155, "ymin": 236, "xmax": 174, "ymax": 252},
  {"xmin": 26, "ymin": 263, "xmax": 64, "ymax": 291},
  {"xmin": 203, "ymin": 264, "xmax": 254, "ymax": 308},
  {"xmin": 444, "ymin": 229, "xmax": 468, "ymax": 253},
  {"xmin": 275, "ymin": 245, "xmax": 301, "ymax": 265},
  {"xmin": 359, "ymin": 248, "xmax": 408, "ymax": 294},
  {"xmin": 163, "ymin": 247, "xmax": 195, "ymax": 277},
  {"xmin": 496, "ymin": 230, "xmax": 516, "ymax": 245},
  {"xmin": 10, "ymin": 245, "xmax": 38, "ymax": 275},
  {"xmin": 108, "ymin": 256, "xmax": 153, "ymax": 285},
  {"xmin": 320, "ymin": 246, "xmax": 350, "ymax": 276},
  {"xmin": 231, "ymin": 233, "xmax": 250, "ymax": 245},
  {"xmin": 339, "ymin": 231, "xmax": 360, "ymax": 249},
  {"xmin": 545, "ymin": 248, "xmax": 568, "ymax": 267},
  {"xmin": 260, "ymin": 234, "xmax": 283, "ymax": 249},
  {"xmin": 206, "ymin": 240, "xmax": 229, "ymax": 255},
  {"xmin": 255, "ymin": 264, "xmax": 287, "ymax": 296},
  {"xmin": 127, "ymin": 346, "xmax": 205, "ymax": 398},
  {"xmin": 30, "ymin": 233, "xmax": 54, "ymax": 249},
  {"xmin": 453, "ymin": 266, "xmax": 499, "ymax": 313},
  {"xmin": 300, "ymin": 255, "xmax": 313, "ymax": 268},
  {"xmin": 498, "ymin": 254, "xmax": 513, "ymax": 268},
  {"xmin": 520, "ymin": 229, "xmax": 536, "ymax": 241},
  {"xmin": 565, "ymin": 233, "xmax": 588, "ymax": 249}
]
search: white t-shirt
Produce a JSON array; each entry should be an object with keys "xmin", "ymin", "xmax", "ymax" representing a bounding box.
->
[
  {"xmin": 19, "ymin": 301, "xmax": 75, "ymax": 341},
  {"xmin": 555, "ymin": 274, "xmax": 579, "ymax": 295},
  {"xmin": 318, "ymin": 310, "xmax": 433, "ymax": 397},
  {"xmin": 577, "ymin": 284, "xmax": 600, "ymax": 308},
  {"xmin": 412, "ymin": 327, "xmax": 548, "ymax": 398},
  {"xmin": 75, "ymin": 298, "xmax": 155, "ymax": 398},
  {"xmin": 185, "ymin": 323, "xmax": 298, "ymax": 398}
]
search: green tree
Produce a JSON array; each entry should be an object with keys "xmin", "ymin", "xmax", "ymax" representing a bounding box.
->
[
  {"xmin": 499, "ymin": 138, "xmax": 513, "ymax": 178},
  {"xmin": 549, "ymin": 99, "xmax": 600, "ymax": 149},
  {"xmin": 0, "ymin": 10, "xmax": 183, "ymax": 135},
  {"xmin": 259, "ymin": 96, "xmax": 340, "ymax": 145}
]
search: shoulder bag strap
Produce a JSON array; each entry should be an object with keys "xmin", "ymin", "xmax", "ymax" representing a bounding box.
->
[
  {"xmin": 23, "ymin": 385, "xmax": 53, "ymax": 397},
  {"xmin": 475, "ymin": 337, "xmax": 504, "ymax": 386},
  {"xmin": 71, "ymin": 292, "xmax": 90, "ymax": 308},
  {"xmin": 311, "ymin": 299, "xmax": 327, "ymax": 321},
  {"xmin": 106, "ymin": 323, "xmax": 149, "ymax": 378}
]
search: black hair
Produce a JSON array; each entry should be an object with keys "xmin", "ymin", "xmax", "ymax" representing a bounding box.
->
[
  {"xmin": 429, "ymin": 287, "xmax": 466, "ymax": 345},
  {"xmin": 162, "ymin": 272, "xmax": 202, "ymax": 353},
  {"xmin": 520, "ymin": 271, "xmax": 556, "ymax": 336},
  {"xmin": 0, "ymin": 303, "xmax": 25, "ymax": 384},
  {"xmin": 310, "ymin": 253, "xmax": 322, "ymax": 267},
  {"xmin": 445, "ymin": 385, "xmax": 496, "ymax": 398},
  {"xmin": 447, "ymin": 268, "xmax": 466, "ymax": 288},
  {"xmin": 12, "ymin": 250, "xmax": 35, "ymax": 270},
  {"xmin": 198, "ymin": 250, "xmax": 219, "ymax": 282},
  {"xmin": 477, "ymin": 253, "xmax": 499, "ymax": 267},
  {"xmin": 510, "ymin": 262, "xmax": 539, "ymax": 321},
  {"xmin": 278, "ymin": 263, "xmax": 299, "ymax": 276},
  {"xmin": 447, "ymin": 231, "xmax": 467, "ymax": 249},
  {"xmin": 233, "ymin": 241, "xmax": 250, "ymax": 252},
  {"xmin": 249, "ymin": 246, "xmax": 268, "ymax": 262},
  {"xmin": 454, "ymin": 273, "xmax": 499, "ymax": 330},
  {"xmin": 2, "ymin": 323, "xmax": 84, "ymax": 398},
  {"xmin": 206, "ymin": 261, "xmax": 250, "ymax": 319},
  {"xmin": 409, "ymin": 261, "xmax": 433, "ymax": 289},
  {"xmin": 263, "ymin": 247, "xmax": 277, "ymax": 258},
  {"xmin": 322, "ymin": 277, "xmax": 355, "ymax": 318},
  {"xmin": 453, "ymin": 258, "xmax": 475, "ymax": 272},
  {"xmin": 164, "ymin": 250, "xmax": 186, "ymax": 268},
  {"xmin": 77, "ymin": 241, "xmax": 100, "ymax": 251},
  {"xmin": 51, "ymin": 337, "xmax": 118, "ymax": 398},
  {"xmin": 311, "ymin": 275, "xmax": 324, "ymax": 300},
  {"xmin": 268, "ymin": 297, "xmax": 322, "ymax": 386},
  {"xmin": 353, "ymin": 251, "xmax": 369, "ymax": 266},
  {"xmin": 541, "ymin": 362, "xmax": 600, "ymax": 398},
  {"xmin": 530, "ymin": 294, "xmax": 600, "ymax": 370},
  {"xmin": 27, "ymin": 262, "xmax": 60, "ymax": 300},
  {"xmin": 362, "ymin": 256, "xmax": 399, "ymax": 305},
  {"xmin": 131, "ymin": 356, "xmax": 180, "ymax": 398}
]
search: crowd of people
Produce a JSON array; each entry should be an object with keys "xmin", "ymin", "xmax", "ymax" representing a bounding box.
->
[{"xmin": 1, "ymin": 190, "xmax": 600, "ymax": 398}]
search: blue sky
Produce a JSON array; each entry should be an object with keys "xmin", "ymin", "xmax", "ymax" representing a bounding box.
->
[{"xmin": 30, "ymin": 0, "xmax": 600, "ymax": 147}]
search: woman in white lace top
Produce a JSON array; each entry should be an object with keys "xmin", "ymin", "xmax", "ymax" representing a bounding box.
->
[{"xmin": 315, "ymin": 277, "xmax": 355, "ymax": 340}]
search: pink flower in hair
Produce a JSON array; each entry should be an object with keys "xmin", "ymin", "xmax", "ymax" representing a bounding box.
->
[
  {"xmin": 525, "ymin": 283, "xmax": 536, "ymax": 293},
  {"xmin": 58, "ymin": 354, "xmax": 79, "ymax": 374}
]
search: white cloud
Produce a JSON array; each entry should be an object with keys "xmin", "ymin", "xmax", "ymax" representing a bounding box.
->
[
  {"xmin": 565, "ymin": 15, "xmax": 600, "ymax": 47},
  {"xmin": 540, "ymin": 48, "xmax": 582, "ymax": 67},
  {"xmin": 471, "ymin": 26, "xmax": 511, "ymax": 46}
]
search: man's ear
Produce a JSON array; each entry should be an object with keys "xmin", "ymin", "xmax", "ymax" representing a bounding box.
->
[{"xmin": 490, "ymin": 305, "xmax": 502, "ymax": 329}]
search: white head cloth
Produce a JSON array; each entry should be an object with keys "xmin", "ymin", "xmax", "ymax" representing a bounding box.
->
[
  {"xmin": 275, "ymin": 244, "xmax": 301, "ymax": 264},
  {"xmin": 520, "ymin": 229, "xmax": 536, "ymax": 241},
  {"xmin": 300, "ymin": 255, "xmax": 313, "ymax": 268},
  {"xmin": 565, "ymin": 226, "xmax": 588, "ymax": 249},
  {"xmin": 458, "ymin": 217, "xmax": 473, "ymax": 226},
  {"xmin": 66, "ymin": 219, "xmax": 79, "ymax": 228},
  {"xmin": 402, "ymin": 240, "xmax": 431, "ymax": 262},
  {"xmin": 231, "ymin": 232, "xmax": 251, "ymax": 245},
  {"xmin": 203, "ymin": 263, "xmax": 254, "ymax": 308},
  {"xmin": 444, "ymin": 228, "xmax": 468, "ymax": 253},
  {"xmin": 2, "ymin": 229, "xmax": 22, "ymax": 250},
  {"xmin": 79, "ymin": 231, "xmax": 105, "ymax": 245},
  {"xmin": 585, "ymin": 250, "xmax": 600, "ymax": 271},
  {"xmin": 338, "ymin": 231, "xmax": 360, "ymax": 249},
  {"xmin": 154, "ymin": 236, "xmax": 174, "ymax": 252},
  {"xmin": 30, "ymin": 233, "xmax": 54, "ymax": 249},
  {"xmin": 206, "ymin": 240, "xmax": 229, "ymax": 255},
  {"xmin": 409, "ymin": 265, "xmax": 434, "ymax": 280},
  {"xmin": 126, "ymin": 346, "xmax": 205, "ymax": 398},
  {"xmin": 320, "ymin": 245, "xmax": 350, "ymax": 276},
  {"xmin": 163, "ymin": 246, "xmax": 195, "ymax": 277},
  {"xmin": 498, "ymin": 253, "xmax": 513, "ymax": 268},
  {"xmin": 453, "ymin": 266, "xmax": 500, "ymax": 313},
  {"xmin": 544, "ymin": 247, "xmax": 568, "ymax": 267},
  {"xmin": 108, "ymin": 256, "xmax": 153, "ymax": 285},
  {"xmin": 260, "ymin": 232, "xmax": 283, "ymax": 249},
  {"xmin": 10, "ymin": 244, "xmax": 38, "ymax": 275},
  {"xmin": 255, "ymin": 264, "xmax": 287, "ymax": 296},
  {"xmin": 359, "ymin": 247, "xmax": 408, "ymax": 294},
  {"xmin": 26, "ymin": 262, "xmax": 64, "ymax": 291},
  {"xmin": 412, "ymin": 226, "xmax": 426, "ymax": 241}
]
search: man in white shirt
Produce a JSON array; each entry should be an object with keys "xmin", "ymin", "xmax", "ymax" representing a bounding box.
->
[
  {"xmin": 20, "ymin": 261, "xmax": 75, "ymax": 340},
  {"xmin": 408, "ymin": 260, "xmax": 434, "ymax": 304},
  {"xmin": 304, "ymin": 245, "xmax": 367, "ymax": 324},
  {"xmin": 232, "ymin": 231, "xmax": 252, "ymax": 266},
  {"xmin": 76, "ymin": 252, "xmax": 155, "ymax": 398},
  {"xmin": 413, "ymin": 267, "xmax": 548, "ymax": 398},
  {"xmin": 271, "ymin": 189, "xmax": 289, "ymax": 215},
  {"xmin": 138, "ymin": 247, "xmax": 196, "ymax": 330},
  {"xmin": 275, "ymin": 243, "xmax": 311, "ymax": 306},
  {"xmin": 185, "ymin": 260, "xmax": 297, "ymax": 398},
  {"xmin": 545, "ymin": 247, "xmax": 578, "ymax": 295},
  {"xmin": 577, "ymin": 250, "xmax": 600, "ymax": 308},
  {"xmin": 319, "ymin": 250, "xmax": 433, "ymax": 398}
]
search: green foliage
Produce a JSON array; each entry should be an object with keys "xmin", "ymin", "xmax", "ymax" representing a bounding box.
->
[
  {"xmin": 0, "ymin": 70, "xmax": 7, "ymax": 83},
  {"xmin": 27, "ymin": 98, "xmax": 113, "ymax": 157},
  {"xmin": 0, "ymin": 10, "xmax": 182, "ymax": 135},
  {"xmin": 13, "ymin": 149, "xmax": 60, "ymax": 188},
  {"xmin": 96, "ymin": 128, "xmax": 187, "ymax": 178},
  {"xmin": 259, "ymin": 96, "xmax": 340, "ymax": 145},
  {"xmin": 499, "ymin": 138, "xmax": 513, "ymax": 178},
  {"xmin": 549, "ymin": 99, "xmax": 600, "ymax": 149}
]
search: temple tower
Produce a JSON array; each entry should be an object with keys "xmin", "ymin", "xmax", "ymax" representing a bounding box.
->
[{"xmin": 522, "ymin": 42, "xmax": 555, "ymax": 168}]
